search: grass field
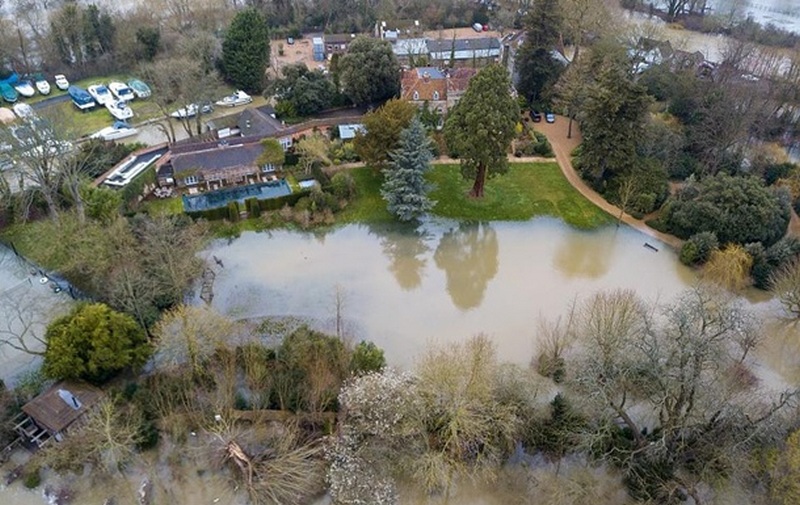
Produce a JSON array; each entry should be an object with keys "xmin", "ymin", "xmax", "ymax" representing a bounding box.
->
[{"xmin": 344, "ymin": 162, "xmax": 612, "ymax": 229}]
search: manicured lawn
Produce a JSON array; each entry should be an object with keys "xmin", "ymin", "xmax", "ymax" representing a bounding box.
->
[
  {"xmin": 46, "ymin": 97, "xmax": 162, "ymax": 138},
  {"xmin": 141, "ymin": 196, "xmax": 184, "ymax": 216},
  {"xmin": 337, "ymin": 168, "xmax": 393, "ymax": 224},
  {"xmin": 427, "ymin": 162, "xmax": 612, "ymax": 229}
]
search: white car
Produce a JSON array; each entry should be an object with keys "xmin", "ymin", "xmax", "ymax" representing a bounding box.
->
[
  {"xmin": 108, "ymin": 81, "xmax": 135, "ymax": 102},
  {"xmin": 14, "ymin": 80, "xmax": 35, "ymax": 98},
  {"xmin": 87, "ymin": 84, "xmax": 113, "ymax": 106},
  {"xmin": 35, "ymin": 77, "xmax": 50, "ymax": 95},
  {"xmin": 12, "ymin": 103, "xmax": 34, "ymax": 118},
  {"xmin": 54, "ymin": 75, "xmax": 69, "ymax": 91},
  {"xmin": 170, "ymin": 103, "xmax": 213, "ymax": 119},
  {"xmin": 215, "ymin": 90, "xmax": 252, "ymax": 108},
  {"xmin": 90, "ymin": 121, "xmax": 138, "ymax": 141},
  {"xmin": 106, "ymin": 99, "xmax": 133, "ymax": 120}
]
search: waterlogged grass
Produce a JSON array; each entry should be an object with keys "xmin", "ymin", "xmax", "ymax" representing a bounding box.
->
[
  {"xmin": 1, "ymin": 220, "xmax": 67, "ymax": 270},
  {"xmin": 345, "ymin": 162, "xmax": 612, "ymax": 230}
]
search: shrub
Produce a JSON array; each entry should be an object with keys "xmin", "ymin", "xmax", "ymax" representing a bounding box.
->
[
  {"xmin": 226, "ymin": 201, "xmax": 240, "ymax": 222},
  {"xmin": 350, "ymin": 341, "xmax": 386, "ymax": 375},
  {"xmin": 23, "ymin": 466, "xmax": 41, "ymax": 489},
  {"xmin": 679, "ymin": 232, "xmax": 719, "ymax": 266},
  {"xmin": 330, "ymin": 172, "xmax": 356, "ymax": 200},
  {"xmin": 532, "ymin": 131, "xmax": 554, "ymax": 157},
  {"xmin": 245, "ymin": 197, "xmax": 260, "ymax": 218}
]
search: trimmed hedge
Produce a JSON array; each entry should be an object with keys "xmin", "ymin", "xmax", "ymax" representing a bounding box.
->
[
  {"xmin": 227, "ymin": 201, "xmax": 240, "ymax": 222},
  {"xmin": 185, "ymin": 190, "xmax": 312, "ymax": 221}
]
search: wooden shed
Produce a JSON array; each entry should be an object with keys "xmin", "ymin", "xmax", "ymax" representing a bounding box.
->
[{"xmin": 13, "ymin": 381, "xmax": 103, "ymax": 447}]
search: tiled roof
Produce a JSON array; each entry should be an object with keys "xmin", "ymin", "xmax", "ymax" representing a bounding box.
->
[
  {"xmin": 446, "ymin": 68, "xmax": 478, "ymax": 95},
  {"xmin": 171, "ymin": 142, "xmax": 264, "ymax": 175},
  {"xmin": 401, "ymin": 69, "xmax": 447, "ymax": 102},
  {"xmin": 22, "ymin": 381, "xmax": 102, "ymax": 435}
]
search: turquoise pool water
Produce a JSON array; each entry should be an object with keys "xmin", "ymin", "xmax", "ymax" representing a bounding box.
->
[{"xmin": 182, "ymin": 180, "xmax": 292, "ymax": 212}]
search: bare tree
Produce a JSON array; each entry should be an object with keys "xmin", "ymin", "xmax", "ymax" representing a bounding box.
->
[
  {"xmin": 152, "ymin": 304, "xmax": 240, "ymax": 376},
  {"xmin": 771, "ymin": 257, "xmax": 800, "ymax": 319},
  {"xmin": 0, "ymin": 283, "xmax": 69, "ymax": 356},
  {"xmin": 0, "ymin": 115, "xmax": 72, "ymax": 220}
]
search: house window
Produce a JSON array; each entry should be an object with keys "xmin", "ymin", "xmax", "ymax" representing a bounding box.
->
[
  {"xmin": 433, "ymin": 91, "xmax": 439, "ymax": 101},
  {"xmin": 280, "ymin": 137, "xmax": 293, "ymax": 149},
  {"xmin": 262, "ymin": 163, "xmax": 275, "ymax": 173},
  {"xmin": 413, "ymin": 91, "xmax": 419, "ymax": 100},
  {"xmin": 184, "ymin": 175, "xmax": 198, "ymax": 185}
]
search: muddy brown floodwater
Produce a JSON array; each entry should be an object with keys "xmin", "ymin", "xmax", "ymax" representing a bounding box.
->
[{"xmin": 202, "ymin": 218, "xmax": 697, "ymax": 367}]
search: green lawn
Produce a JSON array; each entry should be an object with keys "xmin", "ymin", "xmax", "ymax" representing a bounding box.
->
[
  {"xmin": 337, "ymin": 168, "xmax": 393, "ymax": 224},
  {"xmin": 45, "ymin": 96, "xmax": 162, "ymax": 138},
  {"xmin": 427, "ymin": 162, "xmax": 611, "ymax": 229},
  {"xmin": 141, "ymin": 196, "xmax": 184, "ymax": 216}
]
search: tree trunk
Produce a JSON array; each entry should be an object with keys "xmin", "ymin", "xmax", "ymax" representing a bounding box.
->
[
  {"xmin": 470, "ymin": 163, "xmax": 487, "ymax": 198},
  {"xmin": 567, "ymin": 116, "xmax": 574, "ymax": 139},
  {"xmin": 43, "ymin": 190, "xmax": 59, "ymax": 221}
]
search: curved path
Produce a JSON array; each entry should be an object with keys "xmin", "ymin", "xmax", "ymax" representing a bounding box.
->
[{"xmin": 532, "ymin": 116, "xmax": 684, "ymax": 250}]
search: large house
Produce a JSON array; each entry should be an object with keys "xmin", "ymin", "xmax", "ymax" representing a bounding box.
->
[
  {"xmin": 158, "ymin": 137, "xmax": 282, "ymax": 191},
  {"xmin": 401, "ymin": 67, "xmax": 478, "ymax": 116}
]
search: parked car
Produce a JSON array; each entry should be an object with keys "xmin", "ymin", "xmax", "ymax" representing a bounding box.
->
[
  {"xmin": 531, "ymin": 110, "xmax": 542, "ymax": 122},
  {"xmin": 170, "ymin": 102, "xmax": 213, "ymax": 119},
  {"xmin": 12, "ymin": 102, "xmax": 34, "ymax": 118},
  {"xmin": 108, "ymin": 81, "xmax": 135, "ymax": 102},
  {"xmin": 90, "ymin": 121, "xmax": 138, "ymax": 141},
  {"xmin": 87, "ymin": 84, "xmax": 114, "ymax": 105},
  {"xmin": 127, "ymin": 79, "xmax": 151, "ymax": 99},
  {"xmin": 14, "ymin": 80, "xmax": 35, "ymax": 98},
  {"xmin": 106, "ymin": 99, "xmax": 134, "ymax": 120},
  {"xmin": 472, "ymin": 22, "xmax": 483, "ymax": 32},
  {"xmin": 54, "ymin": 74, "xmax": 69, "ymax": 91},
  {"xmin": 215, "ymin": 90, "xmax": 252, "ymax": 107},
  {"xmin": 0, "ymin": 83, "xmax": 18, "ymax": 103},
  {"xmin": 545, "ymin": 112, "xmax": 556, "ymax": 123},
  {"xmin": 34, "ymin": 75, "xmax": 50, "ymax": 95}
]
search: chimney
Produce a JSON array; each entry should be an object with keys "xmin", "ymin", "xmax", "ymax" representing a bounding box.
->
[{"xmin": 423, "ymin": 71, "xmax": 430, "ymax": 82}]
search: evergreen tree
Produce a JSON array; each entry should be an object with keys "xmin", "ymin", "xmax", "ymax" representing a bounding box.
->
[
  {"xmin": 444, "ymin": 65, "xmax": 519, "ymax": 198},
  {"xmin": 222, "ymin": 8, "xmax": 270, "ymax": 93},
  {"xmin": 338, "ymin": 37, "xmax": 400, "ymax": 106},
  {"xmin": 381, "ymin": 118, "xmax": 436, "ymax": 221},
  {"xmin": 514, "ymin": 0, "xmax": 564, "ymax": 107}
]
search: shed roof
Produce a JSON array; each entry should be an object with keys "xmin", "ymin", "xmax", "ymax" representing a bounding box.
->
[
  {"xmin": 338, "ymin": 123, "xmax": 365, "ymax": 140},
  {"xmin": 325, "ymin": 33, "xmax": 356, "ymax": 45},
  {"xmin": 22, "ymin": 381, "xmax": 102, "ymax": 435}
]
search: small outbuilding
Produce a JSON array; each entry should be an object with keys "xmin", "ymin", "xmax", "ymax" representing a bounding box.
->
[{"xmin": 13, "ymin": 380, "xmax": 103, "ymax": 447}]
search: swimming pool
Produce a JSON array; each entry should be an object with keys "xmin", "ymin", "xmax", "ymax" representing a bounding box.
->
[{"xmin": 182, "ymin": 180, "xmax": 292, "ymax": 212}]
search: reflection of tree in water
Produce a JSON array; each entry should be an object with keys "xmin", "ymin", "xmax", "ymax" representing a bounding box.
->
[
  {"xmin": 552, "ymin": 230, "xmax": 615, "ymax": 279},
  {"xmin": 434, "ymin": 222, "xmax": 499, "ymax": 310},
  {"xmin": 372, "ymin": 223, "xmax": 431, "ymax": 291}
]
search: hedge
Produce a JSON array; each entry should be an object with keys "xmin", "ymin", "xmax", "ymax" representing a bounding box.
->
[{"xmin": 185, "ymin": 190, "xmax": 312, "ymax": 220}]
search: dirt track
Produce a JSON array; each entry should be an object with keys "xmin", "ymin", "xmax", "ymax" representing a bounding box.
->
[{"xmin": 533, "ymin": 116, "xmax": 684, "ymax": 250}]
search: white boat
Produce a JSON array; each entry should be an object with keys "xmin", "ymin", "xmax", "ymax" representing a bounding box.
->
[
  {"xmin": 108, "ymin": 81, "xmax": 135, "ymax": 102},
  {"xmin": 170, "ymin": 102, "xmax": 213, "ymax": 119},
  {"xmin": 54, "ymin": 75, "xmax": 69, "ymax": 91},
  {"xmin": 87, "ymin": 84, "xmax": 113, "ymax": 105},
  {"xmin": 35, "ymin": 78, "xmax": 50, "ymax": 95},
  {"xmin": 14, "ymin": 80, "xmax": 35, "ymax": 98},
  {"xmin": 106, "ymin": 99, "xmax": 133, "ymax": 120},
  {"xmin": 215, "ymin": 90, "xmax": 252, "ymax": 108},
  {"xmin": 12, "ymin": 103, "xmax": 34, "ymax": 118},
  {"xmin": 90, "ymin": 121, "xmax": 138, "ymax": 141}
]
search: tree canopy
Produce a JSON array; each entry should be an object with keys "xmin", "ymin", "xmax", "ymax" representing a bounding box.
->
[
  {"xmin": 222, "ymin": 8, "xmax": 270, "ymax": 93},
  {"xmin": 269, "ymin": 63, "xmax": 337, "ymax": 117},
  {"xmin": 514, "ymin": 0, "xmax": 564, "ymax": 107},
  {"xmin": 662, "ymin": 174, "xmax": 790, "ymax": 247},
  {"xmin": 354, "ymin": 98, "xmax": 416, "ymax": 169},
  {"xmin": 381, "ymin": 117, "xmax": 436, "ymax": 222},
  {"xmin": 338, "ymin": 37, "xmax": 400, "ymax": 106},
  {"xmin": 43, "ymin": 303, "xmax": 151, "ymax": 384},
  {"xmin": 444, "ymin": 65, "xmax": 519, "ymax": 198}
]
